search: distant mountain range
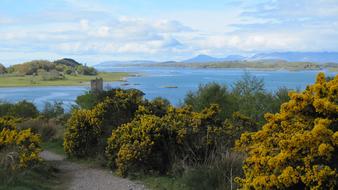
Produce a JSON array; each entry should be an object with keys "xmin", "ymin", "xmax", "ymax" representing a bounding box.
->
[
  {"xmin": 250, "ymin": 52, "xmax": 338, "ymax": 63},
  {"xmin": 98, "ymin": 60, "xmax": 156, "ymax": 67},
  {"xmin": 96, "ymin": 52, "xmax": 338, "ymax": 67},
  {"xmin": 183, "ymin": 52, "xmax": 338, "ymax": 63},
  {"xmin": 182, "ymin": 54, "xmax": 246, "ymax": 63}
]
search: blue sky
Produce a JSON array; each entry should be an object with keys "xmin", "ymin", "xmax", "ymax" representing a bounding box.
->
[{"xmin": 1, "ymin": 0, "xmax": 338, "ymax": 65}]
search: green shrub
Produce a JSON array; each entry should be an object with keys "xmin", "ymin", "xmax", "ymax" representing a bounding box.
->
[
  {"xmin": 146, "ymin": 97, "xmax": 171, "ymax": 117},
  {"xmin": 231, "ymin": 73, "xmax": 290, "ymax": 124},
  {"xmin": 0, "ymin": 101, "xmax": 38, "ymax": 119},
  {"xmin": 41, "ymin": 101, "xmax": 64, "ymax": 119},
  {"xmin": 17, "ymin": 118, "xmax": 62, "ymax": 142},
  {"xmin": 0, "ymin": 64, "xmax": 6, "ymax": 74},
  {"xmin": 184, "ymin": 82, "xmax": 235, "ymax": 119},
  {"xmin": 76, "ymin": 88, "xmax": 145, "ymax": 109},
  {"xmin": 40, "ymin": 69, "xmax": 64, "ymax": 81},
  {"xmin": 184, "ymin": 73, "xmax": 290, "ymax": 125},
  {"xmin": 182, "ymin": 152, "xmax": 244, "ymax": 190}
]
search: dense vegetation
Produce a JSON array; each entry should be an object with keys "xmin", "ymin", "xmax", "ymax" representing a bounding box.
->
[
  {"xmin": 68, "ymin": 73, "xmax": 338, "ymax": 190},
  {"xmin": 0, "ymin": 101, "xmax": 66, "ymax": 189},
  {"xmin": 5, "ymin": 58, "xmax": 97, "ymax": 79},
  {"xmin": 1, "ymin": 72, "xmax": 337, "ymax": 190},
  {"xmin": 0, "ymin": 59, "xmax": 128, "ymax": 87},
  {"xmin": 236, "ymin": 73, "xmax": 338, "ymax": 189}
]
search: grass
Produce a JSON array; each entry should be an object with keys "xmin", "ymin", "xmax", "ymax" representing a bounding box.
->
[
  {"xmin": 41, "ymin": 139, "xmax": 65, "ymax": 157},
  {"xmin": 0, "ymin": 163, "xmax": 64, "ymax": 190},
  {"xmin": 0, "ymin": 72, "xmax": 129, "ymax": 87},
  {"xmin": 131, "ymin": 175, "xmax": 188, "ymax": 190}
]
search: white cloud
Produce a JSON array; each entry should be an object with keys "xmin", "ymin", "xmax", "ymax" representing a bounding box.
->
[{"xmin": 1, "ymin": 0, "xmax": 338, "ymax": 64}]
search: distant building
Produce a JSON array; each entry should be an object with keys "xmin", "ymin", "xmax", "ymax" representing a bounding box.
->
[{"xmin": 91, "ymin": 78, "xmax": 103, "ymax": 92}]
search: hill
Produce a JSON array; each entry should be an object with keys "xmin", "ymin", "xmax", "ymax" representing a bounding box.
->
[
  {"xmin": 250, "ymin": 52, "xmax": 338, "ymax": 63},
  {"xmin": 6, "ymin": 58, "xmax": 97, "ymax": 77},
  {"xmin": 182, "ymin": 54, "xmax": 245, "ymax": 63},
  {"xmin": 54, "ymin": 58, "xmax": 82, "ymax": 67}
]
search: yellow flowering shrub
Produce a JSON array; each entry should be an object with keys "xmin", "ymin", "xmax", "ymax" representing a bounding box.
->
[
  {"xmin": 0, "ymin": 117, "xmax": 41, "ymax": 171},
  {"xmin": 235, "ymin": 73, "xmax": 338, "ymax": 189},
  {"xmin": 106, "ymin": 104, "xmax": 227, "ymax": 176},
  {"xmin": 64, "ymin": 109, "xmax": 102, "ymax": 158},
  {"xmin": 161, "ymin": 104, "xmax": 224, "ymax": 163},
  {"xmin": 0, "ymin": 116, "xmax": 17, "ymax": 130},
  {"xmin": 65, "ymin": 89, "xmax": 149, "ymax": 159},
  {"xmin": 106, "ymin": 114, "xmax": 164, "ymax": 176}
]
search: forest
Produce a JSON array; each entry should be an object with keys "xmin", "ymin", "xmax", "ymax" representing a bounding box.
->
[{"xmin": 0, "ymin": 73, "xmax": 337, "ymax": 190}]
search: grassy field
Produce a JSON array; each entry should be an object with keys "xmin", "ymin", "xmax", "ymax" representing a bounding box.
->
[{"xmin": 0, "ymin": 72, "xmax": 129, "ymax": 87}]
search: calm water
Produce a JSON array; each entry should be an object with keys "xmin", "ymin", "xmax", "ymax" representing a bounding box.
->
[{"xmin": 0, "ymin": 67, "xmax": 336, "ymax": 110}]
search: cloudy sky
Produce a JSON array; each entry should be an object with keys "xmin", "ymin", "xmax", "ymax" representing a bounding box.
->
[{"xmin": 1, "ymin": 0, "xmax": 338, "ymax": 65}]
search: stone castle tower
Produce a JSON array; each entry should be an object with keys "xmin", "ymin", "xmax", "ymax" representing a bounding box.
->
[{"xmin": 90, "ymin": 78, "xmax": 103, "ymax": 92}]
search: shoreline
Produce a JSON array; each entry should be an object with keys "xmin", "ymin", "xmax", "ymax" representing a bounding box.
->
[
  {"xmin": 96, "ymin": 65, "xmax": 338, "ymax": 73},
  {"xmin": 0, "ymin": 72, "xmax": 130, "ymax": 88}
]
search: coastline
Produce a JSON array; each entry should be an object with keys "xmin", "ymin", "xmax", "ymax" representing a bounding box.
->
[{"xmin": 0, "ymin": 72, "xmax": 130, "ymax": 88}]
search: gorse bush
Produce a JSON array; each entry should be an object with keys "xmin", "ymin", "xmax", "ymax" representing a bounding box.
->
[
  {"xmin": 93, "ymin": 89, "xmax": 145, "ymax": 133},
  {"xmin": 65, "ymin": 89, "xmax": 147, "ymax": 158},
  {"xmin": 105, "ymin": 104, "xmax": 229, "ymax": 176},
  {"xmin": 235, "ymin": 73, "xmax": 338, "ymax": 189},
  {"xmin": 63, "ymin": 72, "xmax": 336, "ymax": 189},
  {"xmin": 0, "ymin": 117, "xmax": 17, "ymax": 130},
  {"xmin": 63, "ymin": 109, "xmax": 102, "ymax": 158},
  {"xmin": 0, "ymin": 117, "xmax": 42, "ymax": 171},
  {"xmin": 76, "ymin": 88, "xmax": 144, "ymax": 109},
  {"xmin": 17, "ymin": 118, "xmax": 62, "ymax": 142},
  {"xmin": 106, "ymin": 113, "xmax": 164, "ymax": 176}
]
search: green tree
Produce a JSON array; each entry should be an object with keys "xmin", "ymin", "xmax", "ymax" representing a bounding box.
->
[
  {"xmin": 0, "ymin": 101, "xmax": 38, "ymax": 118},
  {"xmin": 184, "ymin": 82, "xmax": 235, "ymax": 119},
  {"xmin": 0, "ymin": 64, "xmax": 6, "ymax": 74}
]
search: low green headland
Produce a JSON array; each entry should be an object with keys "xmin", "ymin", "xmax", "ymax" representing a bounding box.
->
[
  {"xmin": 0, "ymin": 58, "xmax": 129, "ymax": 87},
  {"xmin": 149, "ymin": 60, "xmax": 338, "ymax": 71},
  {"xmin": 0, "ymin": 72, "xmax": 128, "ymax": 87}
]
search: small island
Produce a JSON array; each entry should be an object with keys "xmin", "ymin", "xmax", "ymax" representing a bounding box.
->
[
  {"xmin": 0, "ymin": 58, "xmax": 128, "ymax": 87},
  {"xmin": 162, "ymin": 85, "xmax": 178, "ymax": 88}
]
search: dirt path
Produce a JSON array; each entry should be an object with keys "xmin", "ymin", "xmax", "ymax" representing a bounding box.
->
[{"xmin": 40, "ymin": 151, "xmax": 147, "ymax": 190}]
